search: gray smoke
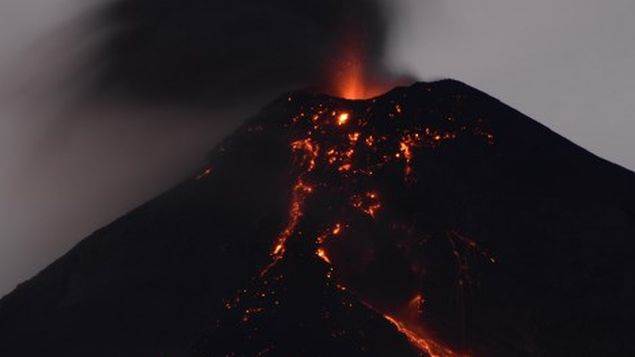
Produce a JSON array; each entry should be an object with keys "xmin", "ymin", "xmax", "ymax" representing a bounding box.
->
[{"xmin": 0, "ymin": 0, "xmax": 393, "ymax": 295}]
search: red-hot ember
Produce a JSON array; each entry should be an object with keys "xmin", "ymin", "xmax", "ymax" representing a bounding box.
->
[
  {"xmin": 337, "ymin": 112, "xmax": 350, "ymax": 126},
  {"xmin": 316, "ymin": 247, "xmax": 332, "ymax": 264}
]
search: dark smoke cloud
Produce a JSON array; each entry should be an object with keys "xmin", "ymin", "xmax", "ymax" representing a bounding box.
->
[
  {"xmin": 93, "ymin": 0, "xmax": 390, "ymax": 105},
  {"xmin": 0, "ymin": 1, "xmax": 396, "ymax": 296}
]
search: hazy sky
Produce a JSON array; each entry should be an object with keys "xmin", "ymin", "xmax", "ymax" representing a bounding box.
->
[
  {"xmin": 389, "ymin": 0, "xmax": 635, "ymax": 171},
  {"xmin": 1, "ymin": 0, "xmax": 633, "ymax": 295}
]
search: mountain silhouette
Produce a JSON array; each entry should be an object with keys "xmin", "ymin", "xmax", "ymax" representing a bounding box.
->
[{"xmin": 1, "ymin": 80, "xmax": 633, "ymax": 356}]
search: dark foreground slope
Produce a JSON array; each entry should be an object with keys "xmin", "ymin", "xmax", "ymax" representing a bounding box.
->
[{"xmin": 0, "ymin": 80, "xmax": 633, "ymax": 356}]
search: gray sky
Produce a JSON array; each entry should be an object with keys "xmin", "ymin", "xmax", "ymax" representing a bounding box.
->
[
  {"xmin": 389, "ymin": 0, "xmax": 635, "ymax": 169},
  {"xmin": 1, "ymin": 0, "xmax": 633, "ymax": 296}
]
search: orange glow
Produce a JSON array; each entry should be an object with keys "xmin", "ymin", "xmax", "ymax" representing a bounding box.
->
[
  {"xmin": 271, "ymin": 180, "xmax": 314, "ymax": 259},
  {"xmin": 338, "ymin": 163, "xmax": 352, "ymax": 172},
  {"xmin": 351, "ymin": 191, "xmax": 382, "ymax": 218},
  {"xmin": 316, "ymin": 248, "xmax": 332, "ymax": 264},
  {"xmin": 337, "ymin": 59, "xmax": 366, "ymax": 99},
  {"xmin": 383, "ymin": 315, "xmax": 458, "ymax": 357},
  {"xmin": 399, "ymin": 134, "xmax": 421, "ymax": 176},
  {"xmin": 332, "ymin": 223, "xmax": 342, "ymax": 236},
  {"xmin": 252, "ymin": 89, "xmax": 496, "ymax": 353},
  {"xmin": 291, "ymin": 138, "xmax": 320, "ymax": 172},
  {"xmin": 317, "ymin": 223, "xmax": 344, "ymax": 245},
  {"xmin": 337, "ymin": 112, "xmax": 350, "ymax": 126},
  {"xmin": 367, "ymin": 204, "xmax": 381, "ymax": 218},
  {"xmin": 400, "ymin": 142, "xmax": 412, "ymax": 161},
  {"xmin": 326, "ymin": 39, "xmax": 390, "ymax": 100},
  {"xmin": 409, "ymin": 294, "xmax": 424, "ymax": 309},
  {"xmin": 407, "ymin": 294, "xmax": 425, "ymax": 318}
]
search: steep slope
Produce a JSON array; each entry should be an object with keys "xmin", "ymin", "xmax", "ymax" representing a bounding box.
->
[{"xmin": 1, "ymin": 80, "xmax": 633, "ymax": 356}]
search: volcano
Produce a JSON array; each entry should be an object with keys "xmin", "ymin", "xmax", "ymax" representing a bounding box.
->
[{"xmin": 1, "ymin": 80, "xmax": 633, "ymax": 356}]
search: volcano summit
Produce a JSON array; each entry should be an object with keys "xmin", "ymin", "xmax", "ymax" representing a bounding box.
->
[{"xmin": 1, "ymin": 80, "xmax": 633, "ymax": 356}]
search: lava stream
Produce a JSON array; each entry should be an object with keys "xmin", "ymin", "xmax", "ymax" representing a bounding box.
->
[{"xmin": 383, "ymin": 314, "xmax": 459, "ymax": 357}]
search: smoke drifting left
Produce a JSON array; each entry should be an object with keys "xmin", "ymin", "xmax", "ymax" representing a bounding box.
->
[
  {"xmin": 0, "ymin": 1, "xmax": 403, "ymax": 296},
  {"xmin": 92, "ymin": 0, "xmax": 399, "ymax": 105}
]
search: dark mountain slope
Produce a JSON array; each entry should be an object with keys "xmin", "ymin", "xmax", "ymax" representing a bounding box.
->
[{"xmin": 1, "ymin": 80, "xmax": 633, "ymax": 356}]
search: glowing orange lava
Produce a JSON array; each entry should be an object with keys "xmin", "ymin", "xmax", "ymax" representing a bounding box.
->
[
  {"xmin": 251, "ymin": 87, "xmax": 496, "ymax": 353},
  {"xmin": 383, "ymin": 315, "xmax": 459, "ymax": 357},
  {"xmin": 316, "ymin": 248, "xmax": 332, "ymax": 264},
  {"xmin": 337, "ymin": 112, "xmax": 350, "ymax": 126},
  {"xmin": 332, "ymin": 223, "xmax": 342, "ymax": 236},
  {"xmin": 271, "ymin": 180, "xmax": 314, "ymax": 259},
  {"xmin": 291, "ymin": 138, "xmax": 320, "ymax": 171}
]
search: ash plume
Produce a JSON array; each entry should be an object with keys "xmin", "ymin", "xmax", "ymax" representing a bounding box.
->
[
  {"xmin": 92, "ymin": 0, "xmax": 393, "ymax": 105},
  {"xmin": 0, "ymin": 0, "xmax": 399, "ymax": 297}
]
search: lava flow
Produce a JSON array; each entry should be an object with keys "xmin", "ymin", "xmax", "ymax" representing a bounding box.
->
[
  {"xmin": 263, "ymin": 97, "xmax": 495, "ymax": 355},
  {"xmin": 199, "ymin": 79, "xmax": 498, "ymax": 356},
  {"xmin": 384, "ymin": 315, "xmax": 458, "ymax": 357}
]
